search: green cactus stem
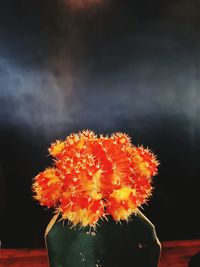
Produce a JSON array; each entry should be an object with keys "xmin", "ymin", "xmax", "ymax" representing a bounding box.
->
[{"xmin": 45, "ymin": 210, "xmax": 161, "ymax": 267}]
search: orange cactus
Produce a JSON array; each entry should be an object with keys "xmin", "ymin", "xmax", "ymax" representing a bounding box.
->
[
  {"xmin": 32, "ymin": 130, "xmax": 159, "ymax": 227},
  {"xmin": 33, "ymin": 168, "xmax": 62, "ymax": 207}
]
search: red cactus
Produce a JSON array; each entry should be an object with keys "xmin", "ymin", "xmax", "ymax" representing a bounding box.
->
[{"xmin": 33, "ymin": 130, "xmax": 159, "ymax": 227}]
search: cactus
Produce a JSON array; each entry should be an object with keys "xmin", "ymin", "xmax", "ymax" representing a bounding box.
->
[
  {"xmin": 33, "ymin": 130, "xmax": 161, "ymax": 266},
  {"xmin": 45, "ymin": 210, "xmax": 161, "ymax": 267}
]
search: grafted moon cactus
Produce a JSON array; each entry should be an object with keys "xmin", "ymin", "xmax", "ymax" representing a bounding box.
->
[{"xmin": 33, "ymin": 130, "xmax": 161, "ymax": 267}]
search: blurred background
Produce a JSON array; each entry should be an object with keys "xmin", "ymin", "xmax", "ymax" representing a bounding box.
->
[{"xmin": 0, "ymin": 0, "xmax": 200, "ymax": 248}]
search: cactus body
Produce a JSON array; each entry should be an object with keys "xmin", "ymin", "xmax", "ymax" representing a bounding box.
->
[{"xmin": 45, "ymin": 210, "xmax": 161, "ymax": 267}]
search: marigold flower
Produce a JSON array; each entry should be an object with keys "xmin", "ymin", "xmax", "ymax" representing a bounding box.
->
[{"xmin": 32, "ymin": 130, "xmax": 159, "ymax": 227}]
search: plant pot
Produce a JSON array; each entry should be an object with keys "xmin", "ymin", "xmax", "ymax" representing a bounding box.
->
[{"xmin": 45, "ymin": 210, "xmax": 161, "ymax": 267}]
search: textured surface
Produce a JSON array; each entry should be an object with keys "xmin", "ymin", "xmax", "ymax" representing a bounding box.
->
[{"xmin": 1, "ymin": 240, "xmax": 200, "ymax": 267}]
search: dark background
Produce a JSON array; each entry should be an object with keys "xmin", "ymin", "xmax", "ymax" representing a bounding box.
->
[{"xmin": 0, "ymin": 0, "xmax": 200, "ymax": 248}]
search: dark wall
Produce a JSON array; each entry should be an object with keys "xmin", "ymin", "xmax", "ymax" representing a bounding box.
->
[{"xmin": 0, "ymin": 0, "xmax": 200, "ymax": 248}]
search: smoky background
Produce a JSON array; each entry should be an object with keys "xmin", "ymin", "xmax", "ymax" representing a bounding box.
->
[{"xmin": 0, "ymin": 0, "xmax": 200, "ymax": 247}]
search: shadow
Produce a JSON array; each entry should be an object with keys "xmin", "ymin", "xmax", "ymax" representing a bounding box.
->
[{"xmin": 188, "ymin": 253, "xmax": 200, "ymax": 267}]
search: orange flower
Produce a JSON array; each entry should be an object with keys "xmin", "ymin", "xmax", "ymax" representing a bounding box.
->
[{"xmin": 32, "ymin": 130, "xmax": 159, "ymax": 227}]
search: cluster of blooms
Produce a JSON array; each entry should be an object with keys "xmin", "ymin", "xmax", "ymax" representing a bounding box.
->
[{"xmin": 33, "ymin": 130, "xmax": 159, "ymax": 227}]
